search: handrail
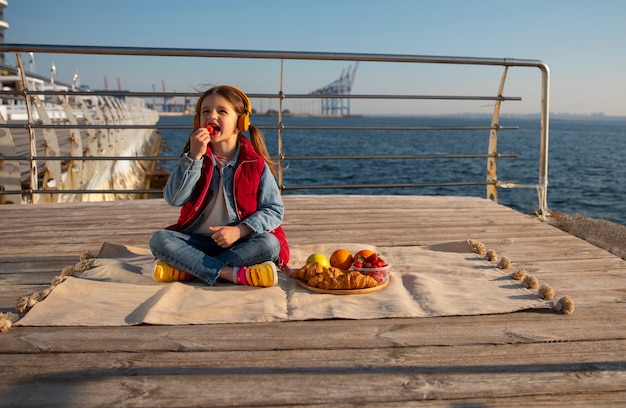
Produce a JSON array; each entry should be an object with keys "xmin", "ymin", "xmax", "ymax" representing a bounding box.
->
[
  {"xmin": 0, "ymin": 43, "xmax": 546, "ymax": 67},
  {"xmin": 0, "ymin": 44, "xmax": 550, "ymax": 217}
]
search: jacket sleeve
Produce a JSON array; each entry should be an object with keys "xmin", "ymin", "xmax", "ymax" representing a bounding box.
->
[{"xmin": 163, "ymin": 153, "xmax": 203, "ymax": 206}]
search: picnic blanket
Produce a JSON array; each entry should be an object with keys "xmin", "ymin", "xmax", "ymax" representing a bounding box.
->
[{"xmin": 14, "ymin": 241, "xmax": 563, "ymax": 328}]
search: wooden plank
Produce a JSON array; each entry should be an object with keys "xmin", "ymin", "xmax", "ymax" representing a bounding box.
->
[
  {"xmin": 3, "ymin": 300, "xmax": 626, "ymax": 354},
  {"xmin": 1, "ymin": 341, "xmax": 625, "ymax": 406},
  {"xmin": 0, "ymin": 256, "xmax": 78, "ymax": 274}
]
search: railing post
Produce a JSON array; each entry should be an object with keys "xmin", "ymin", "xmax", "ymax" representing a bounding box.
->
[
  {"xmin": 486, "ymin": 67, "xmax": 508, "ymax": 203},
  {"xmin": 536, "ymin": 63, "xmax": 551, "ymax": 220},
  {"xmin": 16, "ymin": 54, "xmax": 37, "ymax": 203},
  {"xmin": 277, "ymin": 60, "xmax": 285, "ymax": 191}
]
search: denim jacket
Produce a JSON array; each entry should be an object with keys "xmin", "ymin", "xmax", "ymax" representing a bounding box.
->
[{"xmin": 164, "ymin": 140, "xmax": 284, "ymax": 235}]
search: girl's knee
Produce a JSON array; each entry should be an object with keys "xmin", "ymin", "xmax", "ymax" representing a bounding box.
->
[{"xmin": 149, "ymin": 230, "xmax": 168, "ymax": 249}]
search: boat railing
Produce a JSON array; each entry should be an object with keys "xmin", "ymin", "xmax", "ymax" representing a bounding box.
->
[{"xmin": 0, "ymin": 44, "xmax": 550, "ymax": 218}]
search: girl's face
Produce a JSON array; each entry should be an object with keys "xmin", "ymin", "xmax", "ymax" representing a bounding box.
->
[{"xmin": 199, "ymin": 93, "xmax": 240, "ymax": 143}]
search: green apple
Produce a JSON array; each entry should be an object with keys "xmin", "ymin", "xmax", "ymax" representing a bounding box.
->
[{"xmin": 306, "ymin": 253, "xmax": 330, "ymax": 268}]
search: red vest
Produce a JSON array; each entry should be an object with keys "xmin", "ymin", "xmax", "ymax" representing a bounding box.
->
[{"xmin": 166, "ymin": 136, "xmax": 290, "ymax": 269}]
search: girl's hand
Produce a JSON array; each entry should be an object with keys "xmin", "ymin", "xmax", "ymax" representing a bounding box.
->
[
  {"xmin": 209, "ymin": 224, "xmax": 252, "ymax": 248},
  {"xmin": 188, "ymin": 127, "xmax": 210, "ymax": 161}
]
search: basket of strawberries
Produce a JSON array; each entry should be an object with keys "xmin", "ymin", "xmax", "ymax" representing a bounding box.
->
[{"xmin": 350, "ymin": 250, "xmax": 391, "ymax": 285}]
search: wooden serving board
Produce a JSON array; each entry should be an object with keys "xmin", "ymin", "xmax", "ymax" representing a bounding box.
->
[{"xmin": 296, "ymin": 277, "xmax": 390, "ymax": 295}]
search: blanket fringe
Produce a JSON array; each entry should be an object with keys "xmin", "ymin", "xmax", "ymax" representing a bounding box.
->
[
  {"xmin": 15, "ymin": 251, "xmax": 95, "ymax": 315},
  {"xmin": 468, "ymin": 239, "xmax": 575, "ymax": 315},
  {"xmin": 0, "ymin": 312, "xmax": 16, "ymax": 333}
]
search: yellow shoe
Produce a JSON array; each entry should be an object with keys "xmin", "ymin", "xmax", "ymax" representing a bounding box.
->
[
  {"xmin": 236, "ymin": 261, "xmax": 278, "ymax": 287},
  {"xmin": 153, "ymin": 260, "xmax": 194, "ymax": 282}
]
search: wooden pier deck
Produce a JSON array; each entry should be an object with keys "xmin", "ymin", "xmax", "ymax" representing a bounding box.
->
[{"xmin": 1, "ymin": 195, "xmax": 626, "ymax": 407}]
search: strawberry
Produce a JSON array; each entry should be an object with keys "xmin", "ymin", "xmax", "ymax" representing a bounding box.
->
[
  {"xmin": 369, "ymin": 271, "xmax": 384, "ymax": 284},
  {"xmin": 366, "ymin": 253, "xmax": 378, "ymax": 263}
]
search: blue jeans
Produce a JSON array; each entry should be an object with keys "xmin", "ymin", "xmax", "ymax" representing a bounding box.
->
[{"xmin": 149, "ymin": 229, "xmax": 280, "ymax": 285}]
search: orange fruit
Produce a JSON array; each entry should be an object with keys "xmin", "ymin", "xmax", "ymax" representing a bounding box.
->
[
  {"xmin": 353, "ymin": 249, "xmax": 375, "ymax": 262},
  {"xmin": 330, "ymin": 249, "xmax": 353, "ymax": 270}
]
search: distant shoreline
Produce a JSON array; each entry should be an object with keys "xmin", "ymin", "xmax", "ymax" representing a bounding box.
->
[
  {"xmin": 158, "ymin": 112, "xmax": 190, "ymax": 117},
  {"xmin": 359, "ymin": 113, "xmax": 626, "ymax": 121},
  {"xmin": 158, "ymin": 111, "xmax": 625, "ymax": 122},
  {"xmin": 158, "ymin": 112, "xmax": 364, "ymax": 118}
]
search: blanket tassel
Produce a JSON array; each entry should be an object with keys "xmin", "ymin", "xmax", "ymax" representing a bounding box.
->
[
  {"xmin": 14, "ymin": 251, "xmax": 94, "ymax": 314},
  {"xmin": 0, "ymin": 312, "xmax": 16, "ymax": 333},
  {"xmin": 469, "ymin": 239, "xmax": 574, "ymax": 315}
]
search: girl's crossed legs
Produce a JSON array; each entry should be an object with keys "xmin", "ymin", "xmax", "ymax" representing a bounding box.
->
[{"xmin": 149, "ymin": 229, "xmax": 280, "ymax": 285}]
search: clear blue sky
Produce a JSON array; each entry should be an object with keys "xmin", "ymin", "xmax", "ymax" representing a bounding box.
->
[{"xmin": 4, "ymin": 0, "xmax": 625, "ymax": 116}]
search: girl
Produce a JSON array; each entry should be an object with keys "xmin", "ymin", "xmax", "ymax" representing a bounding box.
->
[{"xmin": 149, "ymin": 85, "xmax": 289, "ymax": 287}]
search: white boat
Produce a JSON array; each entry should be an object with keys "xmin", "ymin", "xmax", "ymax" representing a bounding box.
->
[{"xmin": 0, "ymin": 63, "xmax": 160, "ymax": 204}]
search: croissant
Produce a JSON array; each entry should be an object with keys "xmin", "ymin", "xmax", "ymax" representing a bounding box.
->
[
  {"xmin": 306, "ymin": 267, "xmax": 344, "ymax": 287},
  {"xmin": 289, "ymin": 263, "xmax": 324, "ymax": 281},
  {"xmin": 317, "ymin": 271, "xmax": 378, "ymax": 290}
]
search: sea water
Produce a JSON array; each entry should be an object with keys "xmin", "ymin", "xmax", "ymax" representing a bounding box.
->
[{"xmin": 157, "ymin": 115, "xmax": 626, "ymax": 226}]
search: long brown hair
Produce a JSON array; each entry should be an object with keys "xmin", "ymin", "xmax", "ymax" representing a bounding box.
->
[{"xmin": 183, "ymin": 85, "xmax": 277, "ymax": 177}]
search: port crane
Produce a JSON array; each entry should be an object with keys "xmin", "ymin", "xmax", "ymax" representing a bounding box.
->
[{"xmin": 309, "ymin": 62, "xmax": 358, "ymax": 116}]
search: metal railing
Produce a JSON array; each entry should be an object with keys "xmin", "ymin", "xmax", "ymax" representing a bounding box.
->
[{"xmin": 0, "ymin": 44, "xmax": 550, "ymax": 217}]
